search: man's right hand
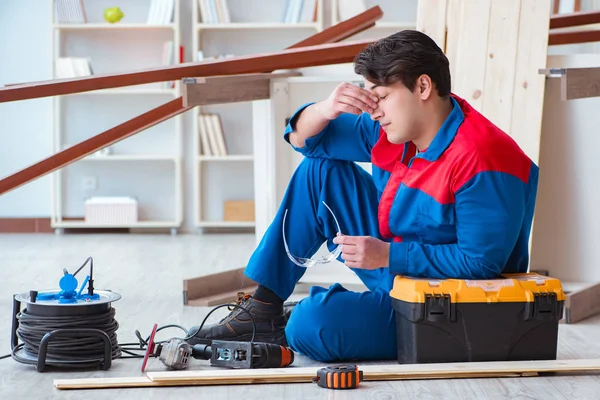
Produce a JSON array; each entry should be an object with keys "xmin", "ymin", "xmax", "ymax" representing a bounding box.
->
[
  {"xmin": 289, "ymin": 82, "xmax": 379, "ymax": 149},
  {"xmin": 315, "ymin": 82, "xmax": 379, "ymax": 120}
]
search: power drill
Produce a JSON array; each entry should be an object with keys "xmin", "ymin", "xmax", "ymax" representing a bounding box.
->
[
  {"xmin": 156, "ymin": 338, "xmax": 294, "ymax": 370},
  {"xmin": 141, "ymin": 324, "xmax": 294, "ymax": 372}
]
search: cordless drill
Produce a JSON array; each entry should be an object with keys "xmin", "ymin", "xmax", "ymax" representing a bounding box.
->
[{"xmin": 141, "ymin": 324, "xmax": 294, "ymax": 372}]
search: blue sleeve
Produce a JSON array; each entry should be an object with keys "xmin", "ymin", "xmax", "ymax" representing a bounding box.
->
[
  {"xmin": 283, "ymin": 103, "xmax": 381, "ymax": 162},
  {"xmin": 388, "ymin": 170, "xmax": 530, "ymax": 279}
]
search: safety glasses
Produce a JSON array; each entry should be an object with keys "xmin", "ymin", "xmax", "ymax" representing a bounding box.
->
[{"xmin": 282, "ymin": 201, "xmax": 342, "ymax": 268}]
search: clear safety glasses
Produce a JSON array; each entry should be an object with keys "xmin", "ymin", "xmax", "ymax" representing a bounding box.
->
[{"xmin": 282, "ymin": 201, "xmax": 342, "ymax": 268}]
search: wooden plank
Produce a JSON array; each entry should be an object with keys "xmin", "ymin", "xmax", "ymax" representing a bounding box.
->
[
  {"xmin": 443, "ymin": 0, "xmax": 462, "ymax": 82},
  {"xmin": 416, "ymin": 0, "xmax": 448, "ymax": 51},
  {"xmin": 565, "ymin": 282, "xmax": 600, "ymax": 323},
  {"xmin": 147, "ymin": 358, "xmax": 600, "ymax": 383},
  {"xmin": 54, "ymin": 372, "xmax": 536, "ymax": 390},
  {"xmin": 292, "ymin": 5, "xmax": 383, "ymax": 47},
  {"xmin": 53, "ymin": 358, "xmax": 600, "ymax": 390},
  {"xmin": 549, "ymin": 29, "xmax": 600, "ymax": 45},
  {"xmin": 562, "ymin": 67, "xmax": 600, "ymax": 100},
  {"xmin": 0, "ymin": 97, "xmax": 191, "ymax": 196},
  {"xmin": 448, "ymin": 0, "xmax": 492, "ymax": 111},
  {"xmin": 0, "ymin": 40, "xmax": 375, "ymax": 103},
  {"xmin": 510, "ymin": 0, "xmax": 552, "ymax": 164},
  {"xmin": 480, "ymin": 0, "xmax": 522, "ymax": 134},
  {"xmin": 182, "ymin": 73, "xmax": 301, "ymax": 107},
  {"xmin": 183, "ymin": 267, "xmax": 255, "ymax": 306},
  {"xmin": 550, "ymin": 10, "xmax": 600, "ymax": 29},
  {"xmin": 0, "ymin": 13, "xmax": 379, "ymax": 198}
]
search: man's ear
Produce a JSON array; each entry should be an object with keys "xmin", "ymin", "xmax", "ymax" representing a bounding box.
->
[{"xmin": 417, "ymin": 74, "xmax": 433, "ymax": 100}]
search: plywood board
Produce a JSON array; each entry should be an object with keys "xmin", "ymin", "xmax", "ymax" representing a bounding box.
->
[
  {"xmin": 432, "ymin": 0, "xmax": 552, "ymax": 165},
  {"xmin": 54, "ymin": 358, "xmax": 600, "ymax": 390},
  {"xmin": 416, "ymin": 0, "xmax": 448, "ymax": 50}
]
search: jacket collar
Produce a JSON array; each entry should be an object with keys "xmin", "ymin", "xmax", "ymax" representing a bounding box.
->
[
  {"xmin": 371, "ymin": 94, "xmax": 466, "ymax": 171},
  {"xmin": 415, "ymin": 94, "xmax": 465, "ymax": 162}
]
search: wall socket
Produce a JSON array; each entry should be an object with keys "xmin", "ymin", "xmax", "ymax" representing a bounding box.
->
[{"xmin": 82, "ymin": 176, "xmax": 97, "ymax": 190}]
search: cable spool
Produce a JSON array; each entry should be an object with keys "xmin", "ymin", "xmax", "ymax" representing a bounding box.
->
[{"xmin": 10, "ymin": 257, "xmax": 122, "ymax": 372}]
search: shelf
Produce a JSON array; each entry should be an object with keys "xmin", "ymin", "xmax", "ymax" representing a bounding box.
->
[
  {"xmin": 52, "ymin": 220, "xmax": 180, "ymax": 228},
  {"xmin": 71, "ymin": 88, "xmax": 178, "ymax": 96},
  {"xmin": 54, "ymin": 23, "xmax": 176, "ymax": 30},
  {"xmin": 198, "ymin": 155, "xmax": 254, "ymax": 161},
  {"xmin": 197, "ymin": 22, "xmax": 319, "ymax": 30},
  {"xmin": 80, "ymin": 155, "xmax": 179, "ymax": 161},
  {"xmin": 197, "ymin": 221, "xmax": 256, "ymax": 228}
]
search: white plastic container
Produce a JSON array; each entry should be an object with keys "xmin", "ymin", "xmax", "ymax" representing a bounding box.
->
[{"xmin": 84, "ymin": 196, "xmax": 138, "ymax": 225}]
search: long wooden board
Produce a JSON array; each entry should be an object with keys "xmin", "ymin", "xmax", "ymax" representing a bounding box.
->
[
  {"xmin": 53, "ymin": 358, "xmax": 600, "ymax": 390},
  {"xmin": 0, "ymin": 97, "xmax": 191, "ymax": 196},
  {"xmin": 0, "ymin": 8, "xmax": 383, "ymax": 198},
  {"xmin": 0, "ymin": 40, "xmax": 374, "ymax": 103}
]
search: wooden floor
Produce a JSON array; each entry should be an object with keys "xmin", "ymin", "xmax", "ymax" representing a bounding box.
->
[{"xmin": 1, "ymin": 233, "xmax": 600, "ymax": 399}]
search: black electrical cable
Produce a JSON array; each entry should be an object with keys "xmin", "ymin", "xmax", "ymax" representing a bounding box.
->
[
  {"xmin": 11, "ymin": 307, "xmax": 120, "ymax": 367},
  {"xmin": 117, "ymin": 302, "xmax": 257, "ymax": 359}
]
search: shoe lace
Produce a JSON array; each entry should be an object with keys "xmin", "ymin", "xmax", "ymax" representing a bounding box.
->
[
  {"xmin": 228, "ymin": 291, "xmax": 252, "ymax": 311},
  {"xmin": 217, "ymin": 292, "xmax": 253, "ymax": 323}
]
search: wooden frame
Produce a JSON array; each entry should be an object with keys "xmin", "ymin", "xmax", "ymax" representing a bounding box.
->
[{"xmin": 0, "ymin": 7, "xmax": 384, "ymax": 197}]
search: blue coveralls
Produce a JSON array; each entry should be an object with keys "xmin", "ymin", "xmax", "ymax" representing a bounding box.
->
[{"xmin": 244, "ymin": 96, "xmax": 538, "ymax": 362}]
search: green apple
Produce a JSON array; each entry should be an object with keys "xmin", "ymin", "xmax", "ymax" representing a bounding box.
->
[{"xmin": 104, "ymin": 7, "xmax": 124, "ymax": 23}]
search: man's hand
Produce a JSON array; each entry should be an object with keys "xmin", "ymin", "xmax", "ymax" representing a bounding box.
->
[
  {"xmin": 315, "ymin": 82, "xmax": 379, "ymax": 120},
  {"xmin": 332, "ymin": 234, "xmax": 390, "ymax": 270}
]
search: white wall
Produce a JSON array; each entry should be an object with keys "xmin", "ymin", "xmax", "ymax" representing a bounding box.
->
[{"xmin": 0, "ymin": 0, "xmax": 53, "ymax": 217}]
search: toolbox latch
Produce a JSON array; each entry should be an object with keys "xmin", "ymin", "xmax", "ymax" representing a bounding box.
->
[
  {"xmin": 524, "ymin": 292, "xmax": 561, "ymax": 321},
  {"xmin": 424, "ymin": 294, "xmax": 456, "ymax": 323}
]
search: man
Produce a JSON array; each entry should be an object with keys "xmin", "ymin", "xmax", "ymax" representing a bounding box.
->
[{"xmin": 187, "ymin": 30, "xmax": 539, "ymax": 362}]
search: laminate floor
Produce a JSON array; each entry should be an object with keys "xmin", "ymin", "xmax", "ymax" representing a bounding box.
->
[{"xmin": 1, "ymin": 233, "xmax": 599, "ymax": 399}]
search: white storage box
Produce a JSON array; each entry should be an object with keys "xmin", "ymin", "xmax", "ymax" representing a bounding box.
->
[{"xmin": 84, "ymin": 196, "xmax": 138, "ymax": 225}]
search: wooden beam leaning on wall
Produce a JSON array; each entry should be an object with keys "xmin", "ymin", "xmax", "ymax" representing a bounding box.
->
[
  {"xmin": 0, "ymin": 40, "xmax": 375, "ymax": 104},
  {"xmin": 0, "ymin": 98, "xmax": 191, "ymax": 196},
  {"xmin": 548, "ymin": 10, "xmax": 600, "ymax": 45},
  {"xmin": 0, "ymin": 40, "xmax": 377, "ymax": 196},
  {"xmin": 0, "ymin": 7, "xmax": 383, "ymax": 196}
]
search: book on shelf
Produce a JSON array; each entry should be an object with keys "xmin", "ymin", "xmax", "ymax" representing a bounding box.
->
[
  {"xmin": 162, "ymin": 41, "xmax": 175, "ymax": 89},
  {"xmin": 198, "ymin": 0, "xmax": 231, "ymax": 24},
  {"xmin": 283, "ymin": 0, "xmax": 317, "ymax": 23},
  {"xmin": 55, "ymin": 0, "xmax": 87, "ymax": 24},
  {"xmin": 147, "ymin": 0, "xmax": 175, "ymax": 24},
  {"xmin": 199, "ymin": 113, "xmax": 228, "ymax": 156},
  {"xmin": 199, "ymin": 0, "xmax": 317, "ymax": 24},
  {"xmin": 55, "ymin": 57, "xmax": 93, "ymax": 78}
]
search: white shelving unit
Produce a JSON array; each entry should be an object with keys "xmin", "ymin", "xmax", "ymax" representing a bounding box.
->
[
  {"xmin": 50, "ymin": 0, "xmax": 183, "ymax": 234},
  {"xmin": 191, "ymin": 0, "xmax": 324, "ymax": 230},
  {"xmin": 331, "ymin": 0, "xmax": 417, "ymax": 33}
]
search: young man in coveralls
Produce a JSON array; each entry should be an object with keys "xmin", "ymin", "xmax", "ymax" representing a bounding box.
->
[{"xmin": 187, "ymin": 30, "xmax": 539, "ymax": 362}]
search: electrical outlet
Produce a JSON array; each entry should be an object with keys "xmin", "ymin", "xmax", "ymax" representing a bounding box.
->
[{"xmin": 82, "ymin": 176, "xmax": 97, "ymax": 190}]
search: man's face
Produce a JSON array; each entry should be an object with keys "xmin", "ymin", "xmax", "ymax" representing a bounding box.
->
[{"xmin": 364, "ymin": 79, "xmax": 421, "ymax": 144}]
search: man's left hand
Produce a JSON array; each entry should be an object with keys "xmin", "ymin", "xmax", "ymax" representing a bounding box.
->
[{"xmin": 332, "ymin": 234, "xmax": 390, "ymax": 270}]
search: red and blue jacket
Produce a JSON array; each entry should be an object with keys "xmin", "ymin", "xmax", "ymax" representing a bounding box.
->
[{"xmin": 283, "ymin": 94, "xmax": 538, "ymax": 280}]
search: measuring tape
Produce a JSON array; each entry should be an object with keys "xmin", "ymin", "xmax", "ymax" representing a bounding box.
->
[{"xmin": 312, "ymin": 364, "xmax": 364, "ymax": 389}]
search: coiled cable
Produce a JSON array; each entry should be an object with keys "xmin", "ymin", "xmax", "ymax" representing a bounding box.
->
[{"xmin": 11, "ymin": 307, "xmax": 120, "ymax": 367}]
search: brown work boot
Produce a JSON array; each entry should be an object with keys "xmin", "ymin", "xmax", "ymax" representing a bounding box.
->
[{"xmin": 186, "ymin": 292, "xmax": 288, "ymax": 346}]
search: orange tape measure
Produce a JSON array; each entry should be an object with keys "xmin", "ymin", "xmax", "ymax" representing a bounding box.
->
[{"xmin": 312, "ymin": 364, "xmax": 364, "ymax": 389}]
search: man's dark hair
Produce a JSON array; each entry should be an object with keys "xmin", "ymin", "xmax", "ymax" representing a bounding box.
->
[{"xmin": 354, "ymin": 30, "xmax": 451, "ymax": 97}]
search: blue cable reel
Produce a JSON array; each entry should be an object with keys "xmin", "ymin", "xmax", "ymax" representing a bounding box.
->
[{"xmin": 35, "ymin": 257, "xmax": 100, "ymax": 304}]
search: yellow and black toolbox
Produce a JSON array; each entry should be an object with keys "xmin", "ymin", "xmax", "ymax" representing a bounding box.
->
[{"xmin": 389, "ymin": 272, "xmax": 566, "ymax": 364}]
